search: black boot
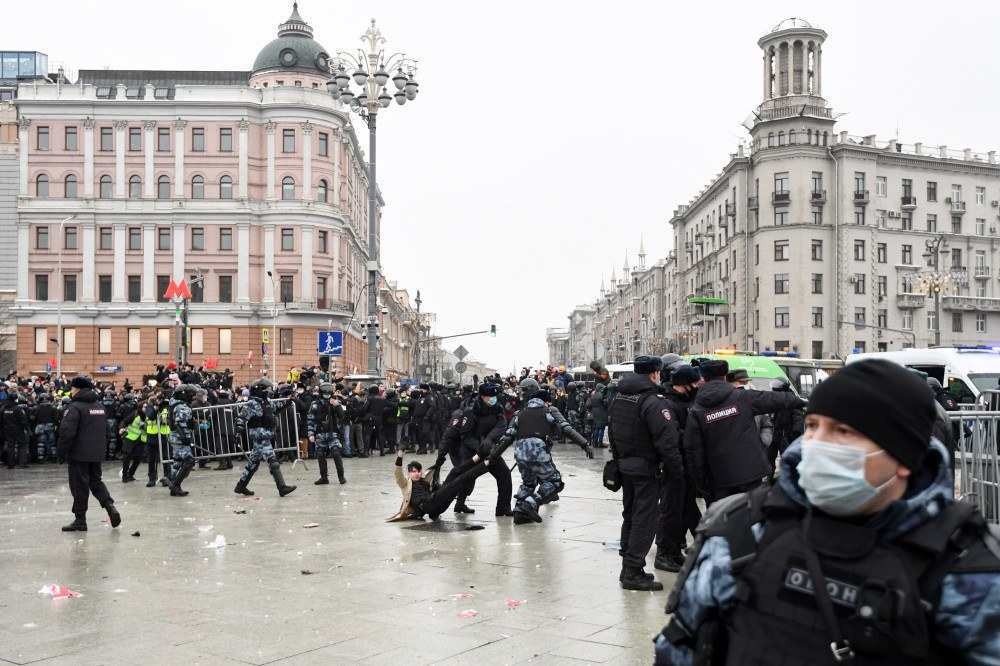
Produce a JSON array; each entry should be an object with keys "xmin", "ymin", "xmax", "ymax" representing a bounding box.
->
[
  {"xmin": 454, "ymin": 503, "xmax": 475, "ymax": 514},
  {"xmin": 314, "ymin": 456, "xmax": 329, "ymax": 485},
  {"xmin": 234, "ymin": 477, "xmax": 254, "ymax": 496},
  {"xmin": 270, "ymin": 463, "xmax": 296, "ymax": 497},
  {"xmin": 654, "ymin": 550, "xmax": 685, "ymax": 573},
  {"xmin": 620, "ymin": 566, "xmax": 663, "ymax": 591},
  {"xmin": 105, "ymin": 503, "xmax": 122, "ymax": 528},
  {"xmin": 62, "ymin": 514, "xmax": 87, "ymax": 532},
  {"xmin": 495, "ymin": 508, "xmax": 514, "ymax": 517},
  {"xmin": 215, "ymin": 459, "xmax": 233, "ymax": 470},
  {"xmin": 169, "ymin": 465, "xmax": 191, "ymax": 497},
  {"xmin": 332, "ymin": 451, "xmax": 346, "ymax": 484},
  {"xmin": 512, "ymin": 503, "xmax": 542, "ymax": 524},
  {"xmin": 126, "ymin": 459, "xmax": 142, "ymax": 482}
]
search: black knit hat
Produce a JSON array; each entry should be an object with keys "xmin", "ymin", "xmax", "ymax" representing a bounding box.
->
[
  {"xmin": 806, "ymin": 359, "xmax": 935, "ymax": 471},
  {"xmin": 671, "ymin": 365, "xmax": 701, "ymax": 386},
  {"xmin": 700, "ymin": 360, "xmax": 729, "ymax": 379},
  {"xmin": 70, "ymin": 376, "xmax": 94, "ymax": 390},
  {"xmin": 633, "ymin": 355, "xmax": 663, "ymax": 374},
  {"xmin": 478, "ymin": 383, "xmax": 499, "ymax": 397}
]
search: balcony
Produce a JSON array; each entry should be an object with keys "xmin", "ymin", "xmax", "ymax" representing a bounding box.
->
[
  {"xmin": 950, "ymin": 200, "xmax": 967, "ymax": 215},
  {"xmin": 748, "ymin": 195, "xmax": 759, "ymax": 210},
  {"xmin": 896, "ymin": 293, "xmax": 926, "ymax": 309},
  {"xmin": 854, "ymin": 189, "xmax": 870, "ymax": 205},
  {"xmin": 771, "ymin": 191, "xmax": 790, "ymax": 206},
  {"xmin": 810, "ymin": 189, "xmax": 827, "ymax": 205},
  {"xmin": 942, "ymin": 295, "xmax": 1000, "ymax": 312},
  {"xmin": 901, "ymin": 195, "xmax": 917, "ymax": 210},
  {"xmin": 975, "ymin": 265, "xmax": 992, "ymax": 279},
  {"xmin": 285, "ymin": 299, "xmax": 355, "ymax": 314}
]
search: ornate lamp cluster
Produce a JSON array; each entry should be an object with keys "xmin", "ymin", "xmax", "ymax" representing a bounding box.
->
[{"xmin": 326, "ymin": 19, "xmax": 419, "ymax": 116}]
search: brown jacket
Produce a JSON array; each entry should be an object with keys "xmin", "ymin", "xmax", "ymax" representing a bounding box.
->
[{"xmin": 386, "ymin": 456, "xmax": 437, "ymax": 522}]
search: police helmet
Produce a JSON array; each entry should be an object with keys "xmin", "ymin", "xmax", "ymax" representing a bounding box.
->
[
  {"xmin": 535, "ymin": 386, "xmax": 552, "ymax": 403},
  {"xmin": 174, "ymin": 384, "xmax": 198, "ymax": 403},
  {"xmin": 250, "ymin": 378, "xmax": 274, "ymax": 398},
  {"xmin": 518, "ymin": 378, "xmax": 540, "ymax": 400},
  {"xmin": 319, "ymin": 382, "xmax": 335, "ymax": 398}
]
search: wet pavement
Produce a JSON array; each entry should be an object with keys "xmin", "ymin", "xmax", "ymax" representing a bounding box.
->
[{"xmin": 0, "ymin": 448, "xmax": 672, "ymax": 665}]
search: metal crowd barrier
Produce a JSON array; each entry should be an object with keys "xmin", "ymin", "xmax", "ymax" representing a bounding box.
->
[
  {"xmin": 158, "ymin": 398, "xmax": 304, "ymax": 468},
  {"xmin": 951, "ymin": 410, "xmax": 1000, "ymax": 525},
  {"xmin": 977, "ymin": 389, "xmax": 1000, "ymax": 411}
]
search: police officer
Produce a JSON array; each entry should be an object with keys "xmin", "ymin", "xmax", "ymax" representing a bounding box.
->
[
  {"xmin": 2, "ymin": 390, "xmax": 30, "ymax": 469},
  {"xmin": 684, "ymin": 359, "xmax": 804, "ymax": 504},
  {"xmin": 119, "ymin": 401, "xmax": 147, "ymax": 483},
  {"xmin": 654, "ymin": 364, "xmax": 702, "ymax": 573},
  {"xmin": 234, "ymin": 378, "xmax": 296, "ymax": 497},
  {"xmin": 33, "ymin": 394, "xmax": 58, "ymax": 462},
  {"xmin": 57, "ymin": 376, "xmax": 121, "ymax": 532},
  {"xmin": 490, "ymin": 379, "xmax": 593, "ymax": 524},
  {"xmin": 307, "ymin": 383, "xmax": 347, "ymax": 485},
  {"xmin": 656, "ymin": 359, "xmax": 1000, "ymax": 665},
  {"xmin": 166, "ymin": 384, "xmax": 198, "ymax": 497},
  {"xmin": 411, "ymin": 384, "xmax": 437, "ymax": 455},
  {"xmin": 100, "ymin": 387, "xmax": 119, "ymax": 460},
  {"xmin": 608, "ymin": 355, "xmax": 681, "ymax": 591}
]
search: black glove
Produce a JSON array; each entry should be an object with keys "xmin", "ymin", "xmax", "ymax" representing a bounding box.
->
[{"xmin": 56, "ymin": 455, "xmax": 65, "ymax": 464}]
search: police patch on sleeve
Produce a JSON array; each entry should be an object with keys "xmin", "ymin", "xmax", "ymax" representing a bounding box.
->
[{"xmin": 662, "ymin": 409, "xmax": 672, "ymax": 421}]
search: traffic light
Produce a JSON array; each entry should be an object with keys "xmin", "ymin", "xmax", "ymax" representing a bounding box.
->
[{"xmin": 490, "ymin": 324, "xmax": 496, "ymax": 337}]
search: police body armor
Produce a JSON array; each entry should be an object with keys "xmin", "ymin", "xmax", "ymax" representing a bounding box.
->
[
  {"xmin": 607, "ymin": 391, "xmax": 655, "ymax": 473},
  {"xmin": 315, "ymin": 401, "xmax": 340, "ymax": 431},
  {"xmin": 247, "ymin": 398, "xmax": 275, "ymax": 429},
  {"xmin": 514, "ymin": 405, "xmax": 551, "ymax": 441},
  {"xmin": 681, "ymin": 484, "xmax": 996, "ymax": 666}
]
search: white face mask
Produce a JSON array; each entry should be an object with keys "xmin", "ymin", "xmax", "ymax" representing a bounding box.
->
[{"xmin": 797, "ymin": 441, "xmax": 895, "ymax": 516}]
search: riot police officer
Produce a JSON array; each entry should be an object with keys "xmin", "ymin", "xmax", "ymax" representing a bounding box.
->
[
  {"xmin": 234, "ymin": 378, "xmax": 296, "ymax": 497},
  {"xmin": 2, "ymin": 391, "xmax": 30, "ymax": 468},
  {"xmin": 307, "ymin": 383, "xmax": 347, "ymax": 485},
  {"xmin": 166, "ymin": 384, "xmax": 198, "ymax": 497},
  {"xmin": 656, "ymin": 359, "xmax": 1000, "ymax": 665},
  {"xmin": 608, "ymin": 355, "xmax": 681, "ymax": 591}
]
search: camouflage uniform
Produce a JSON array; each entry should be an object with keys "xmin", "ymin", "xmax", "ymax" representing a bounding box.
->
[
  {"xmin": 494, "ymin": 397, "xmax": 592, "ymax": 524},
  {"xmin": 307, "ymin": 397, "xmax": 346, "ymax": 484},
  {"xmin": 234, "ymin": 395, "xmax": 296, "ymax": 497},
  {"xmin": 654, "ymin": 439, "xmax": 1000, "ymax": 666},
  {"xmin": 166, "ymin": 399, "xmax": 196, "ymax": 496}
]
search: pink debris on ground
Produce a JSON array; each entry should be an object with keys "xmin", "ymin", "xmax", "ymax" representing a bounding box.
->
[
  {"xmin": 457, "ymin": 609, "xmax": 479, "ymax": 619},
  {"xmin": 38, "ymin": 584, "xmax": 81, "ymax": 599},
  {"xmin": 505, "ymin": 598, "xmax": 526, "ymax": 609},
  {"xmin": 450, "ymin": 592, "xmax": 473, "ymax": 600}
]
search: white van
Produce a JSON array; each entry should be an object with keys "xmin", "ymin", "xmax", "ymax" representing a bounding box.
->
[{"xmin": 846, "ymin": 346, "xmax": 1000, "ymax": 403}]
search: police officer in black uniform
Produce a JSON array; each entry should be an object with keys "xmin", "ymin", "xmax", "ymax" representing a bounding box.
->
[
  {"xmin": 2, "ymin": 390, "xmax": 30, "ymax": 469},
  {"xmin": 656, "ymin": 359, "xmax": 1000, "ymax": 665},
  {"xmin": 609, "ymin": 355, "xmax": 681, "ymax": 591},
  {"xmin": 58, "ymin": 376, "xmax": 121, "ymax": 532},
  {"xmin": 684, "ymin": 359, "xmax": 804, "ymax": 504},
  {"xmin": 655, "ymin": 364, "xmax": 702, "ymax": 572}
]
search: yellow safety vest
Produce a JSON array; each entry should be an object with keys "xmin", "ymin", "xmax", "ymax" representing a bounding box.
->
[
  {"xmin": 158, "ymin": 408, "xmax": 171, "ymax": 435},
  {"xmin": 124, "ymin": 416, "xmax": 143, "ymax": 442}
]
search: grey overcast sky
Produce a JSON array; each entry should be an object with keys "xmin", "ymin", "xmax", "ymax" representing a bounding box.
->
[{"xmin": 15, "ymin": 0, "xmax": 1000, "ymax": 372}]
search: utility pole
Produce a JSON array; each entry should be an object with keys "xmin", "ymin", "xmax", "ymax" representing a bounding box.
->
[{"xmin": 413, "ymin": 289, "xmax": 422, "ymax": 381}]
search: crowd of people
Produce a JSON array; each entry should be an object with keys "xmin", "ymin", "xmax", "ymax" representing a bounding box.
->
[{"xmin": 9, "ymin": 352, "xmax": 1000, "ymax": 663}]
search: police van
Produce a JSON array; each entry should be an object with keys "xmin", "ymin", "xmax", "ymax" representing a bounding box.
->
[{"xmin": 846, "ymin": 345, "xmax": 1000, "ymax": 404}]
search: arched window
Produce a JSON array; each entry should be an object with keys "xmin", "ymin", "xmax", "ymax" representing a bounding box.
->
[
  {"xmin": 788, "ymin": 130, "xmax": 796, "ymax": 145},
  {"xmin": 767, "ymin": 132, "xmax": 775, "ymax": 148},
  {"xmin": 129, "ymin": 175, "xmax": 142, "ymax": 199},
  {"xmin": 317, "ymin": 179, "xmax": 328, "ymax": 203},
  {"xmin": 282, "ymin": 176, "xmax": 295, "ymax": 200},
  {"xmin": 191, "ymin": 175, "xmax": 204, "ymax": 199},
  {"xmin": 64, "ymin": 175, "xmax": 77, "ymax": 199},
  {"xmin": 36, "ymin": 174, "xmax": 49, "ymax": 198},
  {"xmin": 157, "ymin": 175, "xmax": 171, "ymax": 200},
  {"xmin": 778, "ymin": 131, "xmax": 785, "ymax": 146},
  {"xmin": 219, "ymin": 175, "xmax": 233, "ymax": 200},
  {"xmin": 99, "ymin": 175, "xmax": 113, "ymax": 199}
]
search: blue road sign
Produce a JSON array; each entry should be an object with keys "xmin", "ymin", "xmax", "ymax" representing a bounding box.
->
[{"xmin": 318, "ymin": 330, "xmax": 344, "ymax": 356}]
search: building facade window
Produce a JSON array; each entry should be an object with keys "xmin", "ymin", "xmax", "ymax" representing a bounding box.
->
[
  {"xmin": 318, "ymin": 230, "xmax": 328, "ymax": 253},
  {"xmin": 191, "ymin": 227, "xmax": 204, "ymax": 251},
  {"xmin": 876, "ymin": 243, "xmax": 887, "ymax": 263},
  {"xmin": 854, "ymin": 208, "xmax": 865, "ymax": 225},
  {"xmin": 774, "ymin": 172, "xmax": 789, "ymax": 193},
  {"xmin": 64, "ymin": 226, "xmax": 78, "ymax": 249},
  {"xmin": 281, "ymin": 176, "xmax": 295, "ymax": 200},
  {"xmin": 190, "ymin": 275, "xmax": 203, "ymax": 303},
  {"xmin": 811, "ymin": 273, "xmax": 823, "ymax": 294},
  {"xmin": 927, "ymin": 181, "xmax": 937, "ymax": 202},
  {"xmin": 219, "ymin": 328, "xmax": 232, "ymax": 354},
  {"xmin": 928, "ymin": 309, "xmax": 938, "ymax": 332},
  {"xmin": 853, "ymin": 274, "xmax": 866, "ymax": 294},
  {"xmin": 100, "ymin": 127, "xmax": 112, "ymax": 151},
  {"xmin": 35, "ymin": 274, "xmax": 48, "ymax": 300},
  {"xmin": 98, "ymin": 328, "xmax": 112, "ymax": 354},
  {"xmin": 811, "ymin": 210, "xmax": 823, "ymax": 225},
  {"xmin": 317, "ymin": 179, "xmax": 328, "ymax": 203},
  {"xmin": 927, "ymin": 214, "xmax": 937, "ymax": 233},
  {"xmin": 901, "ymin": 213, "xmax": 912, "ymax": 231},
  {"xmin": 219, "ymin": 128, "xmax": 233, "ymax": 152},
  {"xmin": 875, "ymin": 176, "xmax": 887, "ymax": 197},
  {"xmin": 902, "ymin": 245, "xmax": 913, "ymax": 264},
  {"xmin": 812, "ymin": 307, "xmax": 823, "ymax": 328},
  {"xmin": 34, "ymin": 327, "xmax": 47, "ymax": 353},
  {"xmin": 952, "ymin": 312, "xmax": 963, "ymax": 333},
  {"xmin": 157, "ymin": 227, "xmax": 171, "ymax": 250},
  {"xmin": 877, "ymin": 309, "xmax": 888, "ymax": 329},
  {"xmin": 62, "ymin": 328, "xmax": 76, "ymax": 354},
  {"xmin": 128, "ymin": 275, "xmax": 141, "ymax": 302},
  {"xmin": 854, "ymin": 172, "xmax": 866, "ymax": 193},
  {"xmin": 128, "ymin": 227, "xmax": 141, "ymax": 250},
  {"xmin": 774, "ymin": 307, "xmax": 790, "ymax": 328},
  {"xmin": 902, "ymin": 311, "xmax": 913, "ymax": 330},
  {"xmin": 97, "ymin": 226, "xmax": 111, "ymax": 250},
  {"xmin": 976, "ymin": 218, "xmax": 987, "ymax": 236},
  {"xmin": 191, "ymin": 127, "xmax": 205, "ymax": 152},
  {"xmin": 877, "ymin": 275, "xmax": 888, "ymax": 297},
  {"xmin": 279, "ymin": 328, "xmax": 294, "ymax": 354},
  {"xmin": 99, "ymin": 275, "xmax": 112, "ymax": 302},
  {"xmin": 156, "ymin": 328, "xmax": 170, "ymax": 354},
  {"xmin": 99, "ymin": 174, "xmax": 112, "ymax": 199},
  {"xmin": 282, "ymin": 129, "xmax": 295, "ymax": 152},
  {"xmin": 281, "ymin": 227, "xmax": 294, "ymax": 251},
  {"xmin": 157, "ymin": 127, "xmax": 170, "ymax": 151},
  {"xmin": 128, "ymin": 328, "xmax": 141, "ymax": 354},
  {"xmin": 129, "ymin": 175, "xmax": 142, "ymax": 198},
  {"xmin": 977, "ymin": 313, "xmax": 987, "ymax": 333},
  {"xmin": 976, "ymin": 186, "xmax": 986, "ymax": 205},
  {"xmin": 189, "ymin": 328, "xmax": 204, "ymax": 354},
  {"xmin": 37, "ymin": 126, "xmax": 49, "ymax": 150},
  {"xmin": 219, "ymin": 227, "xmax": 233, "ymax": 251},
  {"xmin": 774, "ymin": 273, "xmax": 789, "ymax": 295},
  {"xmin": 279, "ymin": 275, "xmax": 293, "ymax": 302},
  {"xmin": 157, "ymin": 175, "xmax": 170, "ymax": 199},
  {"xmin": 774, "ymin": 211, "xmax": 788, "ymax": 226},
  {"xmin": 219, "ymin": 275, "xmax": 233, "ymax": 303},
  {"xmin": 157, "ymin": 275, "xmax": 170, "ymax": 302},
  {"xmin": 318, "ymin": 132, "xmax": 328, "ymax": 156},
  {"xmin": 129, "ymin": 127, "xmax": 141, "ymax": 151},
  {"xmin": 854, "ymin": 239, "xmax": 865, "ymax": 261},
  {"xmin": 36, "ymin": 174, "xmax": 48, "ymax": 198},
  {"xmin": 219, "ymin": 175, "xmax": 233, "ymax": 199},
  {"xmin": 36, "ymin": 226, "xmax": 48, "ymax": 249},
  {"xmin": 191, "ymin": 175, "xmax": 204, "ymax": 199},
  {"xmin": 64, "ymin": 126, "xmax": 77, "ymax": 151},
  {"xmin": 854, "ymin": 307, "xmax": 866, "ymax": 325},
  {"xmin": 774, "ymin": 240, "xmax": 789, "ymax": 261},
  {"xmin": 952, "ymin": 216, "xmax": 962, "ymax": 234},
  {"xmin": 811, "ymin": 239, "xmax": 823, "ymax": 261}
]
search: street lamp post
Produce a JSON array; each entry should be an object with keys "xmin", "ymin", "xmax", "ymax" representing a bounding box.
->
[
  {"xmin": 413, "ymin": 289, "xmax": 422, "ymax": 380},
  {"xmin": 920, "ymin": 235, "xmax": 952, "ymax": 347},
  {"xmin": 265, "ymin": 270, "xmax": 278, "ymax": 378},
  {"xmin": 55, "ymin": 214, "xmax": 76, "ymax": 380},
  {"xmin": 328, "ymin": 19, "xmax": 419, "ymax": 378}
]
